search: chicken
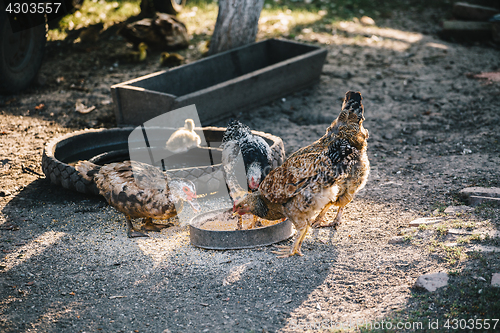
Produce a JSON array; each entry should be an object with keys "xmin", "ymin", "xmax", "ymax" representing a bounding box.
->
[
  {"xmin": 122, "ymin": 42, "xmax": 148, "ymax": 63},
  {"xmin": 234, "ymin": 91, "xmax": 369, "ymax": 257},
  {"xmin": 165, "ymin": 119, "xmax": 201, "ymax": 153},
  {"xmin": 160, "ymin": 52, "xmax": 184, "ymax": 67},
  {"xmin": 221, "ymin": 120, "xmax": 272, "ymax": 228},
  {"xmin": 76, "ymin": 160, "xmax": 200, "ymax": 238},
  {"xmin": 222, "ymin": 120, "xmax": 272, "ymax": 195}
]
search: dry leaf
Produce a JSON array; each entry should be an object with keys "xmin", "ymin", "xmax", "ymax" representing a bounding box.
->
[{"xmin": 75, "ymin": 102, "xmax": 96, "ymax": 114}]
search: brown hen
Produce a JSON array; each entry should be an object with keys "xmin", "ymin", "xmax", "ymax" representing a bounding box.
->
[
  {"xmin": 234, "ymin": 91, "xmax": 370, "ymax": 257},
  {"xmin": 76, "ymin": 160, "xmax": 200, "ymax": 238}
]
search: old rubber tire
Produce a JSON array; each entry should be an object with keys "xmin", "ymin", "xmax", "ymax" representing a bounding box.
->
[
  {"xmin": 0, "ymin": 11, "xmax": 46, "ymax": 94},
  {"xmin": 42, "ymin": 127, "xmax": 286, "ymax": 196},
  {"xmin": 154, "ymin": 0, "xmax": 186, "ymax": 15}
]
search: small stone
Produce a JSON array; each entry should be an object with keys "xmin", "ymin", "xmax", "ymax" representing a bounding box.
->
[
  {"xmin": 444, "ymin": 205, "xmax": 473, "ymax": 214},
  {"xmin": 488, "ymin": 231, "xmax": 500, "ymax": 238},
  {"xmin": 383, "ymin": 133, "xmax": 393, "ymax": 140},
  {"xmin": 360, "ymin": 16, "xmax": 376, "ymax": 26},
  {"xmin": 459, "ymin": 187, "xmax": 500, "ymax": 207},
  {"xmin": 409, "ymin": 217, "xmax": 443, "ymax": 227},
  {"xmin": 469, "ymin": 196, "xmax": 500, "ymax": 207},
  {"xmin": 415, "ymin": 272, "xmax": 449, "ymax": 292},
  {"xmin": 492, "ymin": 273, "xmax": 500, "ymax": 287},
  {"xmin": 448, "ymin": 228, "xmax": 472, "ymax": 235},
  {"xmin": 388, "ymin": 236, "xmax": 406, "ymax": 244},
  {"xmin": 375, "ymin": 71, "xmax": 383, "ymax": 79},
  {"xmin": 466, "ymin": 245, "xmax": 500, "ymax": 253}
]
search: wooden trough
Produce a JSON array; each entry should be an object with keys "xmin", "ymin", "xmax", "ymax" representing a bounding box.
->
[{"xmin": 111, "ymin": 38, "xmax": 327, "ymax": 126}]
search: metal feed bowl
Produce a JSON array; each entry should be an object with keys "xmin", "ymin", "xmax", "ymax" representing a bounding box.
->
[
  {"xmin": 189, "ymin": 209, "xmax": 293, "ymax": 250},
  {"xmin": 42, "ymin": 127, "xmax": 285, "ymax": 196}
]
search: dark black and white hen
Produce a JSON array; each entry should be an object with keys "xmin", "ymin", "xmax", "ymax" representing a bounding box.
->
[{"xmin": 221, "ymin": 120, "xmax": 272, "ymax": 201}]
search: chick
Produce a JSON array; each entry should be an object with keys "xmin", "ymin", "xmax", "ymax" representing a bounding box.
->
[
  {"xmin": 160, "ymin": 52, "xmax": 185, "ymax": 67},
  {"xmin": 124, "ymin": 42, "xmax": 148, "ymax": 63},
  {"xmin": 166, "ymin": 119, "xmax": 201, "ymax": 154}
]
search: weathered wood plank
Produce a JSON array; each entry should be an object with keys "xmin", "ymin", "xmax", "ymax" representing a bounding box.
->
[
  {"xmin": 111, "ymin": 39, "xmax": 327, "ymax": 127},
  {"xmin": 452, "ymin": 2, "xmax": 500, "ymax": 21}
]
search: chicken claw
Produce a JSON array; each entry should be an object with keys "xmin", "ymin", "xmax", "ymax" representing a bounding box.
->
[
  {"xmin": 141, "ymin": 217, "xmax": 174, "ymax": 231},
  {"xmin": 125, "ymin": 216, "xmax": 149, "ymax": 238},
  {"xmin": 272, "ymin": 225, "xmax": 309, "ymax": 258},
  {"xmin": 128, "ymin": 229, "xmax": 149, "ymax": 238},
  {"xmin": 271, "ymin": 245, "xmax": 303, "ymax": 258}
]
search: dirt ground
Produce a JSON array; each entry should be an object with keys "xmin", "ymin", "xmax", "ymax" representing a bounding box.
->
[{"xmin": 1, "ymin": 6, "xmax": 500, "ymax": 333}]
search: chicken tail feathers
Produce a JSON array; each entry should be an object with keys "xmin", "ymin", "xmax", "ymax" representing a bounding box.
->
[
  {"xmin": 75, "ymin": 160, "xmax": 101, "ymax": 181},
  {"xmin": 340, "ymin": 91, "xmax": 364, "ymax": 123}
]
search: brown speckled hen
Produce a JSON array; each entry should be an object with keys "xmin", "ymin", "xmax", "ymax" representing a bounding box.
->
[
  {"xmin": 76, "ymin": 160, "xmax": 200, "ymax": 238},
  {"xmin": 234, "ymin": 91, "xmax": 369, "ymax": 257}
]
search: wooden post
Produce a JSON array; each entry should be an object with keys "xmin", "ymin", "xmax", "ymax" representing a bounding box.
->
[{"xmin": 208, "ymin": 0, "xmax": 264, "ymax": 56}]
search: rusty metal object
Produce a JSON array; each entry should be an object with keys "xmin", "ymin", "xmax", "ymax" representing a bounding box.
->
[{"xmin": 189, "ymin": 209, "xmax": 293, "ymax": 250}]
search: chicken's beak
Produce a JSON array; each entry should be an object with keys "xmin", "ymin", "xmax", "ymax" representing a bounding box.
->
[
  {"xmin": 232, "ymin": 202, "xmax": 242, "ymax": 216},
  {"xmin": 188, "ymin": 200, "xmax": 201, "ymax": 212},
  {"xmin": 249, "ymin": 178, "xmax": 259, "ymax": 190}
]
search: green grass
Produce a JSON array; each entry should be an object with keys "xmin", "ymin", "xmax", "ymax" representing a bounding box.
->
[
  {"xmin": 47, "ymin": 0, "xmax": 457, "ymax": 43},
  {"xmin": 48, "ymin": 0, "xmax": 141, "ymax": 40},
  {"xmin": 436, "ymin": 224, "xmax": 448, "ymax": 236},
  {"xmin": 450, "ymin": 220, "xmax": 475, "ymax": 230},
  {"xmin": 359, "ymin": 255, "xmax": 500, "ymax": 332}
]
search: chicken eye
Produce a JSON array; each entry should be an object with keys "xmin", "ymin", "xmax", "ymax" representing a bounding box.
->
[{"xmin": 183, "ymin": 187, "xmax": 190, "ymax": 193}]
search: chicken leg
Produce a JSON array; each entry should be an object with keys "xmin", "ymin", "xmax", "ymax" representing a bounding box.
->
[
  {"xmin": 249, "ymin": 215, "xmax": 262, "ymax": 229},
  {"xmin": 125, "ymin": 216, "xmax": 148, "ymax": 238},
  {"xmin": 272, "ymin": 225, "xmax": 310, "ymax": 258},
  {"xmin": 313, "ymin": 193, "xmax": 352, "ymax": 228},
  {"xmin": 311, "ymin": 202, "xmax": 334, "ymax": 228},
  {"xmin": 237, "ymin": 215, "xmax": 243, "ymax": 230}
]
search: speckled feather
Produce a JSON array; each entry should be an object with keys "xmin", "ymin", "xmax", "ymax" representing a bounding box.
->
[
  {"xmin": 76, "ymin": 160, "xmax": 186, "ymax": 219},
  {"xmin": 222, "ymin": 120, "xmax": 272, "ymax": 176},
  {"xmin": 240, "ymin": 91, "xmax": 370, "ymax": 230}
]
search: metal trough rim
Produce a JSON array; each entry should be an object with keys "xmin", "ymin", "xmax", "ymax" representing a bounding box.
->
[{"xmin": 189, "ymin": 208, "xmax": 294, "ymax": 250}]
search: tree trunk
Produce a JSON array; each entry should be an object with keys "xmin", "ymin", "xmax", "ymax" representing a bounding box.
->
[{"xmin": 208, "ymin": 0, "xmax": 264, "ymax": 56}]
